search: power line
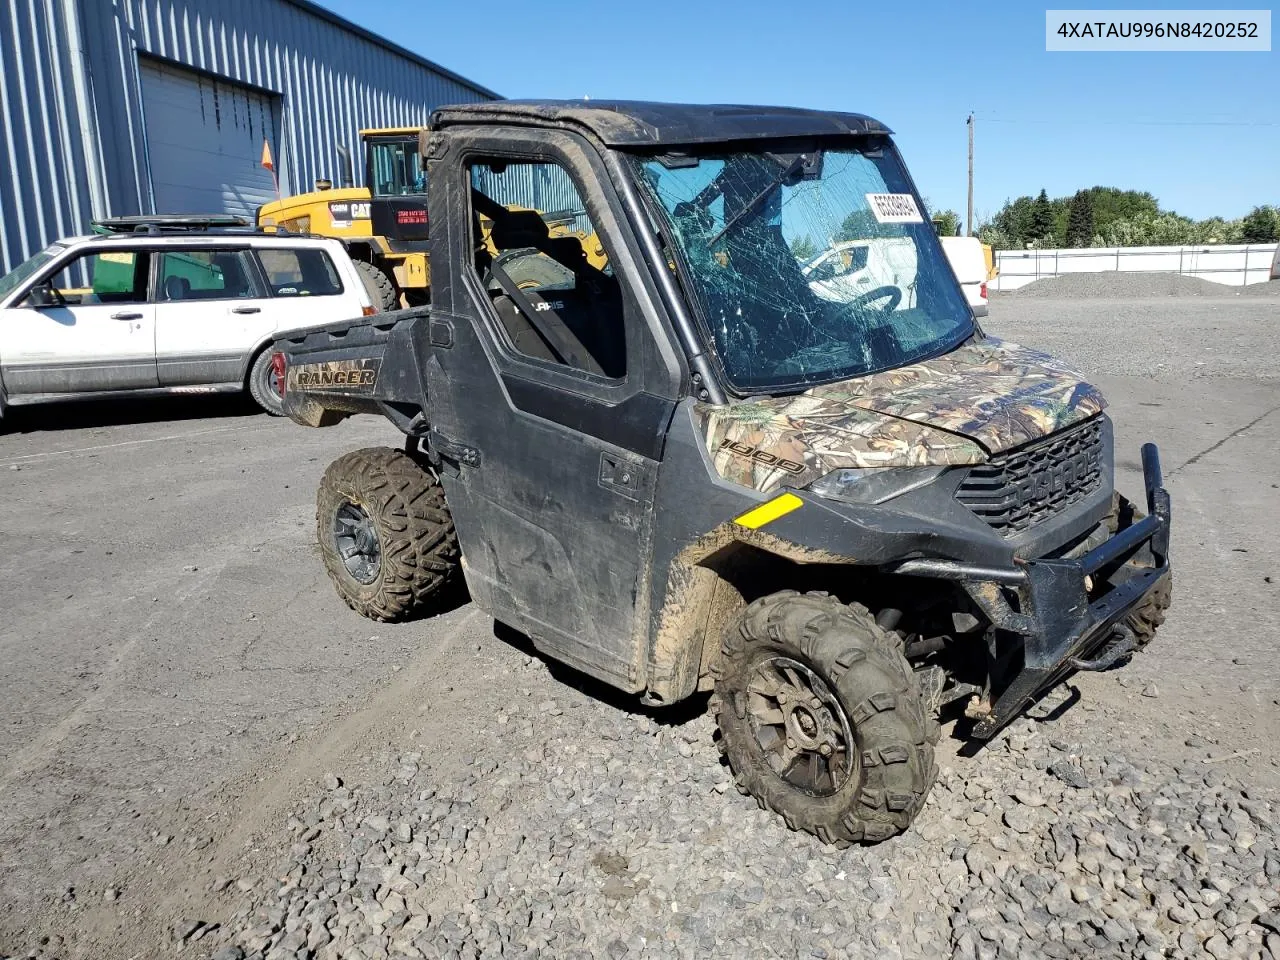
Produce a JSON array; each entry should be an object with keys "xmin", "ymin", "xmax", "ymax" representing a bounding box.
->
[{"xmin": 975, "ymin": 116, "xmax": 1279, "ymax": 127}]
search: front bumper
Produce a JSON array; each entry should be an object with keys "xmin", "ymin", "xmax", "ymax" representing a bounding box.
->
[{"xmin": 895, "ymin": 443, "xmax": 1172, "ymax": 738}]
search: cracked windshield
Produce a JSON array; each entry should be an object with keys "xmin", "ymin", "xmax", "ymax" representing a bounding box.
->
[{"xmin": 632, "ymin": 141, "xmax": 974, "ymax": 392}]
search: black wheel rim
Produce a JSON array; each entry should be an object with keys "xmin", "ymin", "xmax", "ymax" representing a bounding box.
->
[
  {"xmin": 746, "ymin": 655, "xmax": 856, "ymax": 797},
  {"xmin": 267, "ymin": 365, "xmax": 282, "ymax": 399},
  {"xmin": 333, "ymin": 501, "xmax": 381, "ymax": 585}
]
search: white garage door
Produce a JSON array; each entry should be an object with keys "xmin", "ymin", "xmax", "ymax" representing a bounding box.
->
[{"xmin": 138, "ymin": 58, "xmax": 281, "ymax": 219}]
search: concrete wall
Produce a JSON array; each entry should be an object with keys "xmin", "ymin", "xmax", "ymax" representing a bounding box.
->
[{"xmin": 992, "ymin": 243, "xmax": 1279, "ymax": 290}]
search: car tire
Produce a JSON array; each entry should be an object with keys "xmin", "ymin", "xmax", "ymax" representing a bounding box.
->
[
  {"xmin": 247, "ymin": 348, "xmax": 285, "ymax": 416},
  {"xmin": 316, "ymin": 447, "xmax": 460, "ymax": 622},
  {"xmin": 713, "ymin": 591, "xmax": 938, "ymax": 846},
  {"xmin": 1106, "ymin": 493, "xmax": 1172, "ymax": 649},
  {"xmin": 354, "ymin": 260, "xmax": 398, "ymax": 312}
]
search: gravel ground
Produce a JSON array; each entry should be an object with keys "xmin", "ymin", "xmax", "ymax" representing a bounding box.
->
[
  {"xmin": 135, "ymin": 679, "xmax": 1280, "ymax": 960},
  {"xmin": 988, "ymin": 294, "xmax": 1280, "ymax": 383},
  {"xmin": 995, "ymin": 273, "xmax": 1280, "ymax": 299},
  {"xmin": 2, "ymin": 294, "xmax": 1278, "ymax": 960}
]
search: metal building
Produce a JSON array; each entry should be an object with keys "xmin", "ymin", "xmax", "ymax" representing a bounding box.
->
[{"xmin": 0, "ymin": 0, "xmax": 498, "ymax": 273}]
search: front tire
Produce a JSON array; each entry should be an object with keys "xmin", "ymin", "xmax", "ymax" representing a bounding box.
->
[
  {"xmin": 713, "ymin": 592, "xmax": 938, "ymax": 845},
  {"xmin": 316, "ymin": 447, "xmax": 460, "ymax": 622},
  {"xmin": 354, "ymin": 260, "xmax": 399, "ymax": 312},
  {"xmin": 1106, "ymin": 493, "xmax": 1173, "ymax": 649}
]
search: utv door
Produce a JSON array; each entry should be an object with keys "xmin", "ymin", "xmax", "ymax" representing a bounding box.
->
[{"xmin": 423, "ymin": 129, "xmax": 683, "ymax": 690}]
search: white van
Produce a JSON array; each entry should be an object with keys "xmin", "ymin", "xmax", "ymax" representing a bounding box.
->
[
  {"xmin": 938, "ymin": 236, "xmax": 989, "ymax": 317},
  {"xmin": 803, "ymin": 238, "xmax": 919, "ymax": 308}
]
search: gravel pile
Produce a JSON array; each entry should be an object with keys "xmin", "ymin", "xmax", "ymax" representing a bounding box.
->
[
  {"xmin": 1237, "ymin": 281, "xmax": 1280, "ymax": 298},
  {"xmin": 995, "ymin": 273, "xmax": 1251, "ymax": 299},
  {"xmin": 164, "ymin": 659, "xmax": 1280, "ymax": 960}
]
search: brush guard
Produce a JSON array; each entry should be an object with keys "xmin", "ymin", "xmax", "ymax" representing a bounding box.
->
[{"xmin": 894, "ymin": 443, "xmax": 1171, "ymax": 739}]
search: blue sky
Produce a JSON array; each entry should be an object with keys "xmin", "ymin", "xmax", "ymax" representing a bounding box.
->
[{"xmin": 318, "ymin": 0, "xmax": 1277, "ymax": 225}]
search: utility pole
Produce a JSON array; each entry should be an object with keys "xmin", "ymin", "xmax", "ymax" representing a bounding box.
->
[{"xmin": 966, "ymin": 113, "xmax": 975, "ymax": 237}]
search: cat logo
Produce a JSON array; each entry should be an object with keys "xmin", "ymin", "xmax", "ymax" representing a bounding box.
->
[{"xmin": 328, "ymin": 201, "xmax": 371, "ymax": 228}]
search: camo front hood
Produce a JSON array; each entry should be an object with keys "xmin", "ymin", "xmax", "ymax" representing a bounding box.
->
[{"xmin": 697, "ymin": 338, "xmax": 1106, "ymax": 493}]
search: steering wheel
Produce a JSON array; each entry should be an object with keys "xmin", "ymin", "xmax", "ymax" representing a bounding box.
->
[
  {"xmin": 847, "ymin": 285, "xmax": 902, "ymax": 314},
  {"xmin": 769, "ymin": 285, "xmax": 905, "ymax": 376}
]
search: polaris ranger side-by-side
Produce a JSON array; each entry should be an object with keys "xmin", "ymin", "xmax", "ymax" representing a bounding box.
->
[{"xmin": 270, "ymin": 101, "xmax": 1172, "ymax": 845}]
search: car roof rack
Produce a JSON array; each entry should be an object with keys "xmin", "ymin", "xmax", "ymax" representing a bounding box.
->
[{"xmin": 91, "ymin": 214, "xmax": 253, "ymax": 236}]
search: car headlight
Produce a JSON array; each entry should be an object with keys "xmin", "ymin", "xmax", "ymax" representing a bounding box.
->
[{"xmin": 803, "ymin": 466, "xmax": 949, "ymax": 505}]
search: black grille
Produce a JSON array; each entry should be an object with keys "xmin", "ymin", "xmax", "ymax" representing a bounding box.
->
[{"xmin": 956, "ymin": 417, "xmax": 1105, "ymax": 535}]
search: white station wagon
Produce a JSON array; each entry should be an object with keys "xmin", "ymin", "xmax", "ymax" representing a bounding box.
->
[{"xmin": 0, "ymin": 219, "xmax": 376, "ymax": 417}]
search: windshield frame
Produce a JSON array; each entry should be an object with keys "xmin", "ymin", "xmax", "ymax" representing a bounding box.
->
[
  {"xmin": 624, "ymin": 136, "xmax": 977, "ymax": 397},
  {"xmin": 0, "ymin": 243, "xmax": 66, "ymax": 305}
]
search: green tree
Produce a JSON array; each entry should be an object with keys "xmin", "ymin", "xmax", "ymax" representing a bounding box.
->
[
  {"xmin": 931, "ymin": 210, "xmax": 962, "ymax": 237},
  {"xmin": 836, "ymin": 209, "xmax": 886, "ymax": 241},
  {"xmin": 1066, "ymin": 190, "xmax": 1096, "ymax": 248},
  {"xmin": 991, "ymin": 195, "xmax": 1036, "ymax": 247},
  {"xmin": 1083, "ymin": 187, "xmax": 1158, "ymax": 237},
  {"xmin": 977, "ymin": 224, "xmax": 1014, "ymax": 251},
  {"xmin": 1192, "ymin": 217, "xmax": 1243, "ymax": 244},
  {"xmin": 1241, "ymin": 205, "xmax": 1279, "ymax": 242},
  {"xmin": 988, "ymin": 187, "xmax": 1164, "ymax": 248},
  {"xmin": 1028, "ymin": 189, "xmax": 1055, "ymax": 245},
  {"xmin": 789, "ymin": 234, "xmax": 819, "ymax": 261},
  {"xmin": 985, "ymin": 185, "xmax": 1277, "ymax": 248},
  {"xmin": 1148, "ymin": 213, "xmax": 1198, "ymax": 245}
]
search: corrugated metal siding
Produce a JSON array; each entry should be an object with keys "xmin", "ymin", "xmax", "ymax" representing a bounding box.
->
[
  {"xmin": 0, "ymin": 0, "xmax": 495, "ymax": 273},
  {"xmin": 0, "ymin": 0, "xmax": 97, "ymax": 274}
]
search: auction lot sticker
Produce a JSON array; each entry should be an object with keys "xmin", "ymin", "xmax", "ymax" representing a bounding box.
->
[
  {"xmin": 1046, "ymin": 10, "xmax": 1271, "ymax": 50},
  {"xmin": 866, "ymin": 194, "xmax": 924, "ymax": 224}
]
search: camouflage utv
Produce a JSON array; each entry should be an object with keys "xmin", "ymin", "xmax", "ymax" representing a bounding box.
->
[{"xmin": 270, "ymin": 101, "xmax": 1173, "ymax": 845}]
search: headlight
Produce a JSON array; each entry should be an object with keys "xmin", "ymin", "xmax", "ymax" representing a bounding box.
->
[{"xmin": 803, "ymin": 466, "xmax": 948, "ymax": 505}]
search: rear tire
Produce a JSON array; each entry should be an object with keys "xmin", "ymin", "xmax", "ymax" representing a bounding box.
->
[
  {"xmin": 316, "ymin": 447, "xmax": 460, "ymax": 622},
  {"xmin": 247, "ymin": 348, "xmax": 284, "ymax": 416},
  {"xmin": 354, "ymin": 260, "xmax": 398, "ymax": 312},
  {"xmin": 713, "ymin": 591, "xmax": 937, "ymax": 845}
]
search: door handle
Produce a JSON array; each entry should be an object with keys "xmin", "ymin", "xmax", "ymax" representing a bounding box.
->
[
  {"xmin": 111, "ymin": 311, "xmax": 142, "ymax": 320},
  {"xmin": 231, "ymin": 306, "xmax": 261, "ymax": 315}
]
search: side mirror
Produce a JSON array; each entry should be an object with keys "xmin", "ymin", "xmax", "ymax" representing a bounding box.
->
[{"xmin": 25, "ymin": 282, "xmax": 61, "ymax": 308}]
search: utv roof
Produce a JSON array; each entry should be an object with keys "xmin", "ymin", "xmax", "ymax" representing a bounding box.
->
[{"xmin": 429, "ymin": 100, "xmax": 892, "ymax": 148}]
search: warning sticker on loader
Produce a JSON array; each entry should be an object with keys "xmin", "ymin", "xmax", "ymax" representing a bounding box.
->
[
  {"xmin": 288, "ymin": 357, "xmax": 381, "ymax": 393},
  {"xmin": 865, "ymin": 193, "xmax": 924, "ymax": 224}
]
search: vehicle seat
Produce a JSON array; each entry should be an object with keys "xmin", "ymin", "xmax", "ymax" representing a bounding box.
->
[
  {"xmin": 163, "ymin": 276, "xmax": 191, "ymax": 301},
  {"xmin": 490, "ymin": 279, "xmax": 624, "ymax": 378},
  {"xmin": 488, "ymin": 210, "xmax": 590, "ymax": 277},
  {"xmin": 482, "ymin": 211, "xmax": 624, "ymax": 377}
]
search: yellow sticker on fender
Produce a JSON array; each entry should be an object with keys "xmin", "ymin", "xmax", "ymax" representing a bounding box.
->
[{"xmin": 734, "ymin": 493, "xmax": 803, "ymax": 529}]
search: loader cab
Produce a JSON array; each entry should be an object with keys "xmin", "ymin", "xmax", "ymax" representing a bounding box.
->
[{"xmin": 364, "ymin": 130, "xmax": 430, "ymax": 244}]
